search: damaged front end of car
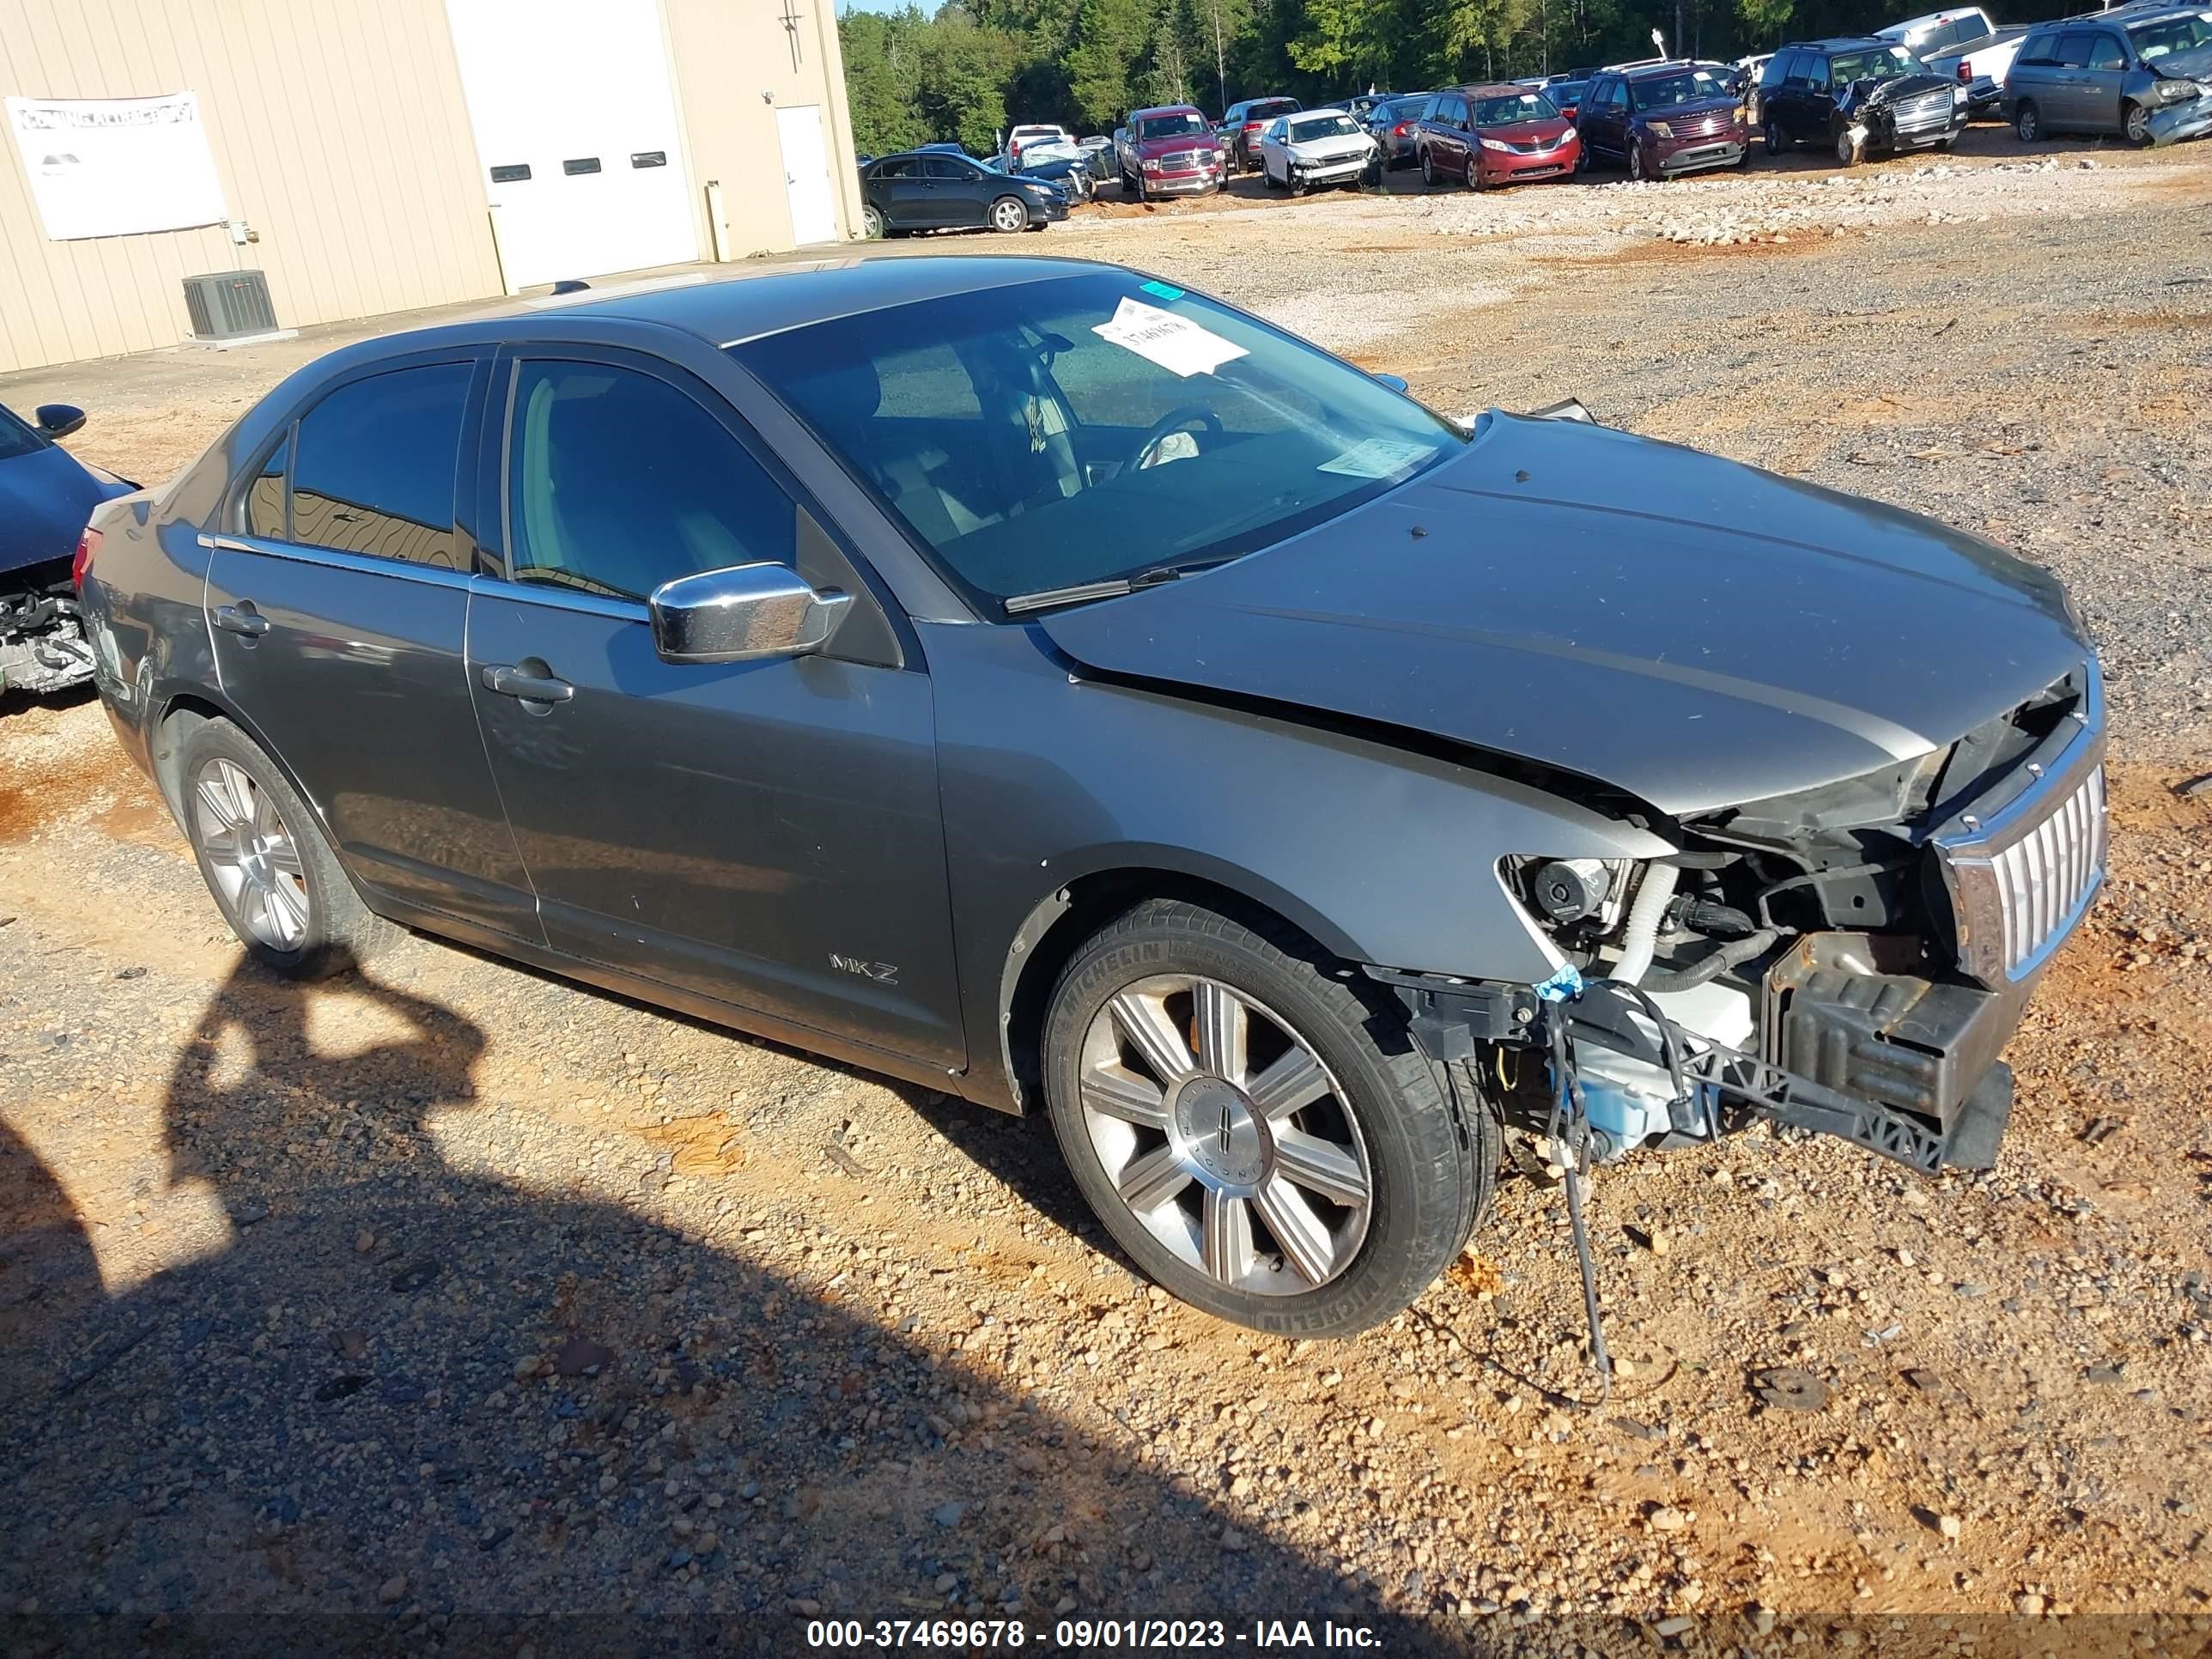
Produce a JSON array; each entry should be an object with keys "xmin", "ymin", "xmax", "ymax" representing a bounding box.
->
[
  {"xmin": 1835, "ymin": 72, "xmax": 1966, "ymax": 160},
  {"xmin": 1382, "ymin": 663, "xmax": 2105, "ymax": 1182}
]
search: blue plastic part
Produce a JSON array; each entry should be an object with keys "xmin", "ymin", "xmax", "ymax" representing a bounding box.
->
[
  {"xmin": 1139, "ymin": 280, "xmax": 1185, "ymax": 301},
  {"xmin": 1533, "ymin": 963, "xmax": 1584, "ymax": 1004}
]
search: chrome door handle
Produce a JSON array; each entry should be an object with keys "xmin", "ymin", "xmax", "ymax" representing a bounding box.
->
[
  {"xmin": 213, "ymin": 604, "xmax": 270, "ymax": 638},
  {"xmin": 481, "ymin": 665, "xmax": 574, "ymax": 703}
]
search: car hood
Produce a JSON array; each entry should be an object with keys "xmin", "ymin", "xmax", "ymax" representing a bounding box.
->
[
  {"xmin": 0, "ymin": 444, "xmax": 133, "ymax": 577},
  {"xmin": 1637, "ymin": 95, "xmax": 1740, "ymax": 121},
  {"xmin": 1036, "ymin": 413, "xmax": 2087, "ymax": 817},
  {"xmin": 2154, "ymin": 44, "xmax": 2212, "ymax": 78},
  {"xmin": 1133, "ymin": 134, "xmax": 1214, "ymax": 157},
  {"xmin": 1850, "ymin": 71, "xmax": 1954, "ymax": 102},
  {"xmin": 1485, "ymin": 118, "xmax": 1575, "ymax": 143},
  {"xmin": 1285, "ymin": 132, "xmax": 1373, "ymax": 158}
]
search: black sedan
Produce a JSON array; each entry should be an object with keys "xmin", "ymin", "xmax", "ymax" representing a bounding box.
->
[
  {"xmin": 860, "ymin": 151, "xmax": 1067, "ymax": 238},
  {"xmin": 78, "ymin": 257, "xmax": 2102, "ymax": 1336}
]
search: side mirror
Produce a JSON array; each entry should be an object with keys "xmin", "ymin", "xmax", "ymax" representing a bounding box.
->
[
  {"xmin": 1372, "ymin": 372, "xmax": 1410, "ymax": 393},
  {"xmin": 647, "ymin": 562, "xmax": 852, "ymax": 665},
  {"xmin": 34, "ymin": 403, "xmax": 86, "ymax": 440}
]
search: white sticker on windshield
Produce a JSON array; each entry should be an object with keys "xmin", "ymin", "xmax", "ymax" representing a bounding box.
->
[
  {"xmin": 1318, "ymin": 437, "xmax": 1436, "ymax": 479},
  {"xmin": 1091, "ymin": 297, "xmax": 1249, "ymax": 378}
]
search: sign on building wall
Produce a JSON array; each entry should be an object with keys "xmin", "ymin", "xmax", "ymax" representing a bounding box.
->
[{"xmin": 5, "ymin": 91, "xmax": 227, "ymax": 241}]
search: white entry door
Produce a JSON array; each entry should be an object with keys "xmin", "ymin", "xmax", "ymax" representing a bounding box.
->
[
  {"xmin": 447, "ymin": 0, "xmax": 700, "ymax": 290},
  {"xmin": 775, "ymin": 105, "xmax": 839, "ymax": 246}
]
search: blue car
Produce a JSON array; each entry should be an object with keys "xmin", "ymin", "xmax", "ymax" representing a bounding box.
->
[{"xmin": 2, "ymin": 399, "xmax": 137, "ymax": 698}]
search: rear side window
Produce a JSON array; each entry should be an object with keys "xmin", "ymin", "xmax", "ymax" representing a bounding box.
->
[
  {"xmin": 246, "ymin": 433, "xmax": 288, "ymax": 539},
  {"xmin": 873, "ymin": 156, "xmax": 915, "ymax": 179},
  {"xmin": 289, "ymin": 363, "xmax": 470, "ymax": 568},
  {"xmin": 505, "ymin": 361, "xmax": 795, "ymax": 602}
]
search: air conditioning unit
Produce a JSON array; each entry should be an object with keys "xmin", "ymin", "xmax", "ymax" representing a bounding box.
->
[{"xmin": 182, "ymin": 270, "xmax": 278, "ymax": 341}]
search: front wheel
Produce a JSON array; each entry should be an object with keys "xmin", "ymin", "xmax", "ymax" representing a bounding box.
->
[
  {"xmin": 2014, "ymin": 100, "xmax": 2041, "ymax": 143},
  {"xmin": 988, "ymin": 196, "xmax": 1027, "ymax": 234},
  {"xmin": 1419, "ymin": 148, "xmax": 1437, "ymax": 186},
  {"xmin": 2123, "ymin": 100, "xmax": 2151, "ymax": 145},
  {"xmin": 1765, "ymin": 118, "xmax": 1787, "ymax": 155},
  {"xmin": 178, "ymin": 716, "xmax": 398, "ymax": 980},
  {"xmin": 1835, "ymin": 125, "xmax": 1864, "ymax": 167},
  {"xmin": 1042, "ymin": 899, "xmax": 1492, "ymax": 1336},
  {"xmin": 1628, "ymin": 141, "xmax": 1650, "ymax": 181}
]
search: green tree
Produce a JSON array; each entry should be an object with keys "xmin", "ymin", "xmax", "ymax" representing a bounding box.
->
[{"xmin": 1066, "ymin": 0, "xmax": 1157, "ymax": 125}]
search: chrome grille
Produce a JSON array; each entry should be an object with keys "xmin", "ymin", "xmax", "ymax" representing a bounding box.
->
[
  {"xmin": 1989, "ymin": 763, "xmax": 2105, "ymax": 975},
  {"xmin": 1164, "ymin": 149, "xmax": 1206, "ymax": 169},
  {"xmin": 1939, "ymin": 753, "xmax": 2106, "ymax": 983},
  {"xmin": 1895, "ymin": 88, "xmax": 1954, "ymax": 127}
]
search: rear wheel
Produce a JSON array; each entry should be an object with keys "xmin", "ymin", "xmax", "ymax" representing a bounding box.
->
[
  {"xmin": 2014, "ymin": 100, "xmax": 2040, "ymax": 143},
  {"xmin": 2123, "ymin": 99, "xmax": 2151, "ymax": 145},
  {"xmin": 178, "ymin": 716, "xmax": 396, "ymax": 980},
  {"xmin": 1042, "ymin": 899, "xmax": 1492, "ymax": 1337},
  {"xmin": 862, "ymin": 204, "xmax": 886, "ymax": 240},
  {"xmin": 988, "ymin": 196, "xmax": 1027, "ymax": 233}
]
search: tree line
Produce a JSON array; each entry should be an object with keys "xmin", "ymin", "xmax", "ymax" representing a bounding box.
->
[{"xmin": 840, "ymin": 0, "xmax": 2080, "ymax": 155}]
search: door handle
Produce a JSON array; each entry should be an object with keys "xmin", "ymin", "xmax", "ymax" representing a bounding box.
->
[
  {"xmin": 213, "ymin": 603, "xmax": 270, "ymax": 639},
  {"xmin": 481, "ymin": 664, "xmax": 574, "ymax": 703}
]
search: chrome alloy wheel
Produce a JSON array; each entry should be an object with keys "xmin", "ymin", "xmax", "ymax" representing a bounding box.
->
[
  {"xmin": 1076, "ymin": 975, "xmax": 1372, "ymax": 1295},
  {"xmin": 191, "ymin": 757, "xmax": 310, "ymax": 950}
]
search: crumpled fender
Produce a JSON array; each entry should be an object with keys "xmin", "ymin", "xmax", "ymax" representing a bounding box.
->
[{"xmin": 2147, "ymin": 95, "xmax": 2212, "ymax": 146}]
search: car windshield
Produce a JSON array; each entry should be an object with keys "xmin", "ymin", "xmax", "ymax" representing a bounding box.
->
[
  {"xmin": 1630, "ymin": 68, "xmax": 1735, "ymax": 108},
  {"xmin": 1549, "ymin": 80, "xmax": 1589, "ymax": 101},
  {"xmin": 1136, "ymin": 112, "xmax": 1208, "ymax": 139},
  {"xmin": 734, "ymin": 271, "xmax": 1464, "ymax": 615},
  {"xmin": 1286, "ymin": 112, "xmax": 1361, "ymax": 140},
  {"xmin": 1829, "ymin": 46, "xmax": 1921, "ymax": 82},
  {"xmin": 0, "ymin": 404, "xmax": 46, "ymax": 462},
  {"xmin": 1474, "ymin": 90, "xmax": 1561, "ymax": 124},
  {"xmin": 2130, "ymin": 12, "xmax": 2212, "ymax": 58}
]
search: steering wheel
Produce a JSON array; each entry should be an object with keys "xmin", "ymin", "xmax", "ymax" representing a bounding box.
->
[{"xmin": 1134, "ymin": 404, "xmax": 1224, "ymax": 471}]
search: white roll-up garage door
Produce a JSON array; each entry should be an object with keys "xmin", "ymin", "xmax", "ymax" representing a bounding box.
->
[{"xmin": 446, "ymin": 0, "xmax": 700, "ymax": 292}]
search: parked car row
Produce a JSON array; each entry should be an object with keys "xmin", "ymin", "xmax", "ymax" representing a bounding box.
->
[{"xmin": 861, "ymin": 3, "xmax": 2208, "ymax": 240}]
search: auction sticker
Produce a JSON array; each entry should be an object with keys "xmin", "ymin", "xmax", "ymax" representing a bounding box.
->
[{"xmin": 1091, "ymin": 298, "xmax": 1248, "ymax": 378}]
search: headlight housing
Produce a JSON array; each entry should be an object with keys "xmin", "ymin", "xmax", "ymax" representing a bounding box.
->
[
  {"xmin": 2154, "ymin": 76, "xmax": 2202, "ymax": 103},
  {"xmin": 1479, "ymin": 136, "xmax": 1510, "ymax": 152},
  {"xmin": 1644, "ymin": 120, "xmax": 1674, "ymax": 138},
  {"xmin": 1953, "ymin": 84, "xmax": 1972, "ymax": 105}
]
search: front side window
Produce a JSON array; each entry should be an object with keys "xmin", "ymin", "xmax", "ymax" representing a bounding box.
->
[
  {"xmin": 2051, "ymin": 32, "xmax": 2094, "ymax": 68},
  {"xmin": 923, "ymin": 158, "xmax": 972, "ymax": 181},
  {"xmin": 504, "ymin": 361, "xmax": 795, "ymax": 602},
  {"xmin": 289, "ymin": 362, "xmax": 470, "ymax": 568},
  {"xmin": 2086, "ymin": 33, "xmax": 2127, "ymax": 70},
  {"xmin": 735, "ymin": 272, "xmax": 1464, "ymax": 614},
  {"xmin": 1475, "ymin": 91, "xmax": 1560, "ymax": 125},
  {"xmin": 0, "ymin": 403, "xmax": 46, "ymax": 462}
]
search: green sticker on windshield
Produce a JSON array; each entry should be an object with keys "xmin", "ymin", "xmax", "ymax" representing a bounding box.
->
[{"xmin": 1139, "ymin": 280, "xmax": 1185, "ymax": 301}]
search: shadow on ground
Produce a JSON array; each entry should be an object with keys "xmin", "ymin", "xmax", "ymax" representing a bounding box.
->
[{"xmin": 0, "ymin": 953, "xmax": 1460, "ymax": 1654}]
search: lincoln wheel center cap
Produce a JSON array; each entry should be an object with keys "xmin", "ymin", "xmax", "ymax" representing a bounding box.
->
[{"xmin": 1174, "ymin": 1077, "xmax": 1268, "ymax": 1188}]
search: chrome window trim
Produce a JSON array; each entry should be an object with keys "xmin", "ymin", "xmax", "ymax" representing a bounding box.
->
[{"xmin": 197, "ymin": 532, "xmax": 475, "ymax": 590}]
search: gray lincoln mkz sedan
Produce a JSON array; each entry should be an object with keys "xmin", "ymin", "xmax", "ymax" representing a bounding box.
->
[{"xmin": 80, "ymin": 256, "xmax": 2105, "ymax": 1336}]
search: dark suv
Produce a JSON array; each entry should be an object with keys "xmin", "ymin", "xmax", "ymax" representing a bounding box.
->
[
  {"xmin": 77, "ymin": 258, "xmax": 2105, "ymax": 1338},
  {"xmin": 1759, "ymin": 38, "xmax": 1969, "ymax": 163},
  {"xmin": 1576, "ymin": 60, "xmax": 1751, "ymax": 179}
]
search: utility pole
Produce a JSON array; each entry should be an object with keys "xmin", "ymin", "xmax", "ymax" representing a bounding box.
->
[{"xmin": 1208, "ymin": 0, "xmax": 1227, "ymax": 112}]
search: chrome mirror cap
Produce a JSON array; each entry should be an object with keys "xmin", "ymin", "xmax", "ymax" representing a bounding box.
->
[{"xmin": 647, "ymin": 562, "xmax": 851, "ymax": 665}]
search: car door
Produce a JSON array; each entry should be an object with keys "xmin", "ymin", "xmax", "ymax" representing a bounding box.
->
[
  {"xmin": 203, "ymin": 351, "xmax": 539, "ymax": 943},
  {"xmin": 1802, "ymin": 52, "xmax": 1838, "ymax": 138},
  {"xmin": 2080, "ymin": 30, "xmax": 2129, "ymax": 131},
  {"xmin": 463, "ymin": 347, "xmax": 965, "ymax": 1067},
  {"xmin": 2045, "ymin": 32, "xmax": 2095, "ymax": 126},
  {"xmin": 1597, "ymin": 78, "xmax": 1632, "ymax": 158},
  {"xmin": 924, "ymin": 157, "xmax": 984, "ymax": 227}
]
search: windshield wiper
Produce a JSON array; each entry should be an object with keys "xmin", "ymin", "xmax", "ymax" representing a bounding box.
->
[{"xmin": 1001, "ymin": 563, "xmax": 1197, "ymax": 616}]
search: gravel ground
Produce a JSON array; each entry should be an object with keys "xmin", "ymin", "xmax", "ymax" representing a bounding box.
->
[{"xmin": 3, "ymin": 131, "xmax": 2209, "ymax": 1656}]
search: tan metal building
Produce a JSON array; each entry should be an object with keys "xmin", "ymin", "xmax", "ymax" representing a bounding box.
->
[{"xmin": 0, "ymin": 0, "xmax": 866, "ymax": 375}]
